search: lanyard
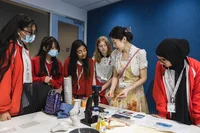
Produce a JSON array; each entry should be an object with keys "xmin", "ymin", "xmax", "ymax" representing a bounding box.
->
[
  {"xmin": 45, "ymin": 63, "xmax": 51, "ymax": 76},
  {"xmin": 45, "ymin": 59, "xmax": 54, "ymax": 77},
  {"xmin": 168, "ymin": 67, "xmax": 185, "ymax": 103},
  {"xmin": 77, "ymin": 68, "xmax": 83, "ymax": 90}
]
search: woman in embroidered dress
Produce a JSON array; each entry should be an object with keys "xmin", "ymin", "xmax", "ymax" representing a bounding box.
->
[
  {"xmin": 0, "ymin": 14, "xmax": 37, "ymax": 121},
  {"xmin": 63, "ymin": 40, "xmax": 94, "ymax": 99},
  {"xmin": 31, "ymin": 37, "xmax": 63, "ymax": 92},
  {"xmin": 106, "ymin": 26, "xmax": 148, "ymax": 113},
  {"xmin": 153, "ymin": 38, "xmax": 200, "ymax": 126},
  {"xmin": 93, "ymin": 36, "xmax": 113, "ymax": 104}
]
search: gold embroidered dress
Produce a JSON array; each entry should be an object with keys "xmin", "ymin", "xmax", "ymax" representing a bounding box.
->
[{"xmin": 109, "ymin": 45, "xmax": 149, "ymax": 113}]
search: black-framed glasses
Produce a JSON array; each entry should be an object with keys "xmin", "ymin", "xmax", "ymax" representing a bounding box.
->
[{"xmin": 23, "ymin": 30, "xmax": 36, "ymax": 36}]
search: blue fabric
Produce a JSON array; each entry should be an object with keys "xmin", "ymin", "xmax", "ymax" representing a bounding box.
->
[{"xmin": 57, "ymin": 103, "xmax": 73, "ymax": 119}]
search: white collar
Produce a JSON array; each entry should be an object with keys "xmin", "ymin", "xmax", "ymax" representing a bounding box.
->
[
  {"xmin": 17, "ymin": 40, "xmax": 23, "ymax": 47},
  {"xmin": 46, "ymin": 59, "xmax": 53, "ymax": 64},
  {"xmin": 77, "ymin": 60, "xmax": 82, "ymax": 66}
]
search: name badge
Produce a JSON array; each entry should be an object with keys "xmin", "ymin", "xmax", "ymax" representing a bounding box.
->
[
  {"xmin": 167, "ymin": 103, "xmax": 175, "ymax": 113},
  {"xmin": 101, "ymin": 77, "xmax": 108, "ymax": 81}
]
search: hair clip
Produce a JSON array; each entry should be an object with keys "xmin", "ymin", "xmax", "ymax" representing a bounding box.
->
[{"xmin": 125, "ymin": 27, "xmax": 131, "ymax": 33}]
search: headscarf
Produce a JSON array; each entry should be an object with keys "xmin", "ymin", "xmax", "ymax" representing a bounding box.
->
[{"xmin": 156, "ymin": 38, "xmax": 190, "ymax": 67}]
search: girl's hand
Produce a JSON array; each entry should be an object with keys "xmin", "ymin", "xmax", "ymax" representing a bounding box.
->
[
  {"xmin": 0, "ymin": 112, "xmax": 11, "ymax": 121},
  {"xmin": 44, "ymin": 76, "xmax": 51, "ymax": 83},
  {"xmin": 106, "ymin": 89, "xmax": 114, "ymax": 98},
  {"xmin": 56, "ymin": 87, "xmax": 62, "ymax": 93},
  {"xmin": 99, "ymin": 85, "xmax": 105, "ymax": 93},
  {"xmin": 115, "ymin": 89, "xmax": 129, "ymax": 100}
]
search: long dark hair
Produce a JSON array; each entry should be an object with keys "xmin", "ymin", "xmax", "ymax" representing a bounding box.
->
[
  {"xmin": 0, "ymin": 13, "xmax": 36, "ymax": 82},
  {"xmin": 36, "ymin": 36, "xmax": 61, "ymax": 77},
  {"xmin": 109, "ymin": 26, "xmax": 133, "ymax": 42},
  {"xmin": 68, "ymin": 40, "xmax": 91, "ymax": 84}
]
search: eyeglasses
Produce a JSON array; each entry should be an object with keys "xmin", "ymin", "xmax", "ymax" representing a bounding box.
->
[
  {"xmin": 23, "ymin": 30, "xmax": 36, "ymax": 36},
  {"xmin": 158, "ymin": 58, "xmax": 167, "ymax": 64}
]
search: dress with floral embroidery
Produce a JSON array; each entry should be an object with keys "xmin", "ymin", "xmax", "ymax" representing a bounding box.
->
[{"xmin": 109, "ymin": 45, "xmax": 149, "ymax": 113}]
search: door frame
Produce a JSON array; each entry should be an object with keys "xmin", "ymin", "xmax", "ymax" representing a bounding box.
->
[{"xmin": 50, "ymin": 13, "xmax": 84, "ymax": 41}]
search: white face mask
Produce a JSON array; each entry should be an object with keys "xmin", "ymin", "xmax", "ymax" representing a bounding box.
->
[{"xmin": 20, "ymin": 31, "xmax": 36, "ymax": 43}]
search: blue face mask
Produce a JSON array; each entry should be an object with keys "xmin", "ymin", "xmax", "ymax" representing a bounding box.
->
[
  {"xmin": 29, "ymin": 35, "xmax": 35, "ymax": 43},
  {"xmin": 48, "ymin": 50, "xmax": 58, "ymax": 57},
  {"xmin": 20, "ymin": 31, "xmax": 36, "ymax": 43}
]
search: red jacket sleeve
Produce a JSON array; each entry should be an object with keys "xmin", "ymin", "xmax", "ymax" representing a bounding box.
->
[
  {"xmin": 0, "ymin": 43, "xmax": 24, "ymax": 116},
  {"xmin": 31, "ymin": 57, "xmax": 46, "ymax": 82},
  {"xmin": 153, "ymin": 62, "xmax": 168, "ymax": 118},
  {"xmin": 190, "ymin": 59, "xmax": 200, "ymax": 124},
  {"xmin": 0, "ymin": 65, "xmax": 12, "ymax": 113},
  {"xmin": 0, "ymin": 43, "xmax": 15, "ymax": 114},
  {"xmin": 50, "ymin": 60, "xmax": 63, "ymax": 89},
  {"xmin": 85, "ymin": 58, "xmax": 94, "ymax": 97}
]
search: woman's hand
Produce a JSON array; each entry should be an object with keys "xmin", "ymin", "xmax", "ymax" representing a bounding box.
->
[
  {"xmin": 115, "ymin": 88, "xmax": 129, "ymax": 100},
  {"xmin": 44, "ymin": 76, "xmax": 51, "ymax": 83},
  {"xmin": 106, "ymin": 89, "xmax": 114, "ymax": 98},
  {"xmin": 99, "ymin": 86, "xmax": 105, "ymax": 93},
  {"xmin": 0, "ymin": 112, "xmax": 11, "ymax": 121}
]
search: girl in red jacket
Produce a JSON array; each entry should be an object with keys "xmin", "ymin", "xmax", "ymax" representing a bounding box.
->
[
  {"xmin": 0, "ymin": 14, "xmax": 37, "ymax": 121},
  {"xmin": 93, "ymin": 36, "xmax": 113, "ymax": 104},
  {"xmin": 63, "ymin": 40, "xmax": 94, "ymax": 99},
  {"xmin": 31, "ymin": 37, "xmax": 63, "ymax": 92},
  {"xmin": 153, "ymin": 38, "xmax": 200, "ymax": 126}
]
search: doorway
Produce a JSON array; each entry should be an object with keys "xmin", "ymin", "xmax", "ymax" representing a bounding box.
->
[{"xmin": 51, "ymin": 13, "xmax": 84, "ymax": 63}]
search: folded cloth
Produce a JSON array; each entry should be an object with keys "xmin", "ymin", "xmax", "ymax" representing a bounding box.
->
[{"xmin": 57, "ymin": 103, "xmax": 73, "ymax": 119}]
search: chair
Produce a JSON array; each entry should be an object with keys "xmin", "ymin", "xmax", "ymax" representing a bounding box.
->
[{"xmin": 145, "ymin": 80, "xmax": 158, "ymax": 114}]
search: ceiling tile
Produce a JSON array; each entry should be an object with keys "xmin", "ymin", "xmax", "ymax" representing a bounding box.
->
[
  {"xmin": 62, "ymin": 0, "xmax": 103, "ymax": 8},
  {"xmin": 61, "ymin": 0, "xmax": 122, "ymax": 11},
  {"xmin": 82, "ymin": 0, "xmax": 109, "ymax": 11}
]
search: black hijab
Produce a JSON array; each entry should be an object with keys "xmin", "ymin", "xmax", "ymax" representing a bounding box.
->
[
  {"xmin": 156, "ymin": 38, "xmax": 192, "ymax": 125},
  {"xmin": 156, "ymin": 38, "xmax": 190, "ymax": 68}
]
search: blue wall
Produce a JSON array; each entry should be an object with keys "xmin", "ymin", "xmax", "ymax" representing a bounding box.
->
[{"xmin": 87, "ymin": 0, "xmax": 200, "ymax": 93}]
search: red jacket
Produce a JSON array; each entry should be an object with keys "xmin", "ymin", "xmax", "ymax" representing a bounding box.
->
[
  {"xmin": 153, "ymin": 57, "xmax": 200, "ymax": 125},
  {"xmin": 31, "ymin": 56, "xmax": 63, "ymax": 89},
  {"xmin": 63, "ymin": 57, "xmax": 94, "ymax": 97},
  {"xmin": 0, "ymin": 42, "xmax": 24, "ymax": 116}
]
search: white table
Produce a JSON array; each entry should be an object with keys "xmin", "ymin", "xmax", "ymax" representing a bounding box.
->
[
  {"xmin": 100, "ymin": 104, "xmax": 200, "ymax": 133},
  {"xmin": 0, "ymin": 104, "xmax": 199, "ymax": 133}
]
